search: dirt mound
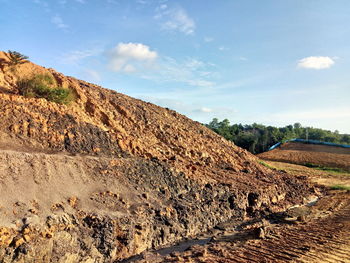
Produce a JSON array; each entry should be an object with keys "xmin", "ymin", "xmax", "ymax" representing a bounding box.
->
[
  {"xmin": 259, "ymin": 142, "xmax": 350, "ymax": 171},
  {"xmin": 0, "ymin": 51, "xmax": 313, "ymax": 262}
]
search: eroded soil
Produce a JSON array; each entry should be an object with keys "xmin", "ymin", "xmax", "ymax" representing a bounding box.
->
[{"xmin": 131, "ymin": 190, "xmax": 350, "ymax": 263}]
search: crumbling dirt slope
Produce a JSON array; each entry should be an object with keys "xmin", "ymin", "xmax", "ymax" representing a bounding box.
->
[
  {"xmin": 258, "ymin": 142, "xmax": 350, "ymax": 171},
  {"xmin": 138, "ymin": 191, "xmax": 350, "ymax": 263},
  {"xmin": 0, "ymin": 51, "xmax": 313, "ymax": 262}
]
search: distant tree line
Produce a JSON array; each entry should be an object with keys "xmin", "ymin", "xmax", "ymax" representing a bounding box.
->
[{"xmin": 205, "ymin": 118, "xmax": 350, "ymax": 154}]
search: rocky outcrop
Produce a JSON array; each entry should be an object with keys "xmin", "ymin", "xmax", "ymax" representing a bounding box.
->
[{"xmin": 0, "ymin": 51, "xmax": 313, "ymax": 262}]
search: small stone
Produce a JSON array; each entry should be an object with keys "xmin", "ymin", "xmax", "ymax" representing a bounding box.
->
[
  {"xmin": 22, "ymin": 227, "xmax": 30, "ymax": 234},
  {"xmin": 14, "ymin": 237, "xmax": 25, "ymax": 247}
]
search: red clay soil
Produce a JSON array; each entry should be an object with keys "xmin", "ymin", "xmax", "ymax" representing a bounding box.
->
[{"xmin": 258, "ymin": 142, "xmax": 350, "ymax": 171}]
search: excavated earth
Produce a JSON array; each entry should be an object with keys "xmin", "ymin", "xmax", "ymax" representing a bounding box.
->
[
  {"xmin": 134, "ymin": 191, "xmax": 350, "ymax": 263},
  {"xmin": 258, "ymin": 142, "xmax": 350, "ymax": 172},
  {"xmin": 0, "ymin": 51, "xmax": 315, "ymax": 262}
]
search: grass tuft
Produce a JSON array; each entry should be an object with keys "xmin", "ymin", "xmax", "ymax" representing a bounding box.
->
[{"xmin": 258, "ymin": 160, "xmax": 277, "ymax": 170}]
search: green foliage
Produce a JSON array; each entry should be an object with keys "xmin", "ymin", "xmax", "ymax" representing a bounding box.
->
[
  {"xmin": 330, "ymin": 185, "xmax": 350, "ymax": 191},
  {"xmin": 8, "ymin": 50, "xmax": 29, "ymax": 65},
  {"xmin": 258, "ymin": 160, "xmax": 276, "ymax": 170},
  {"xmin": 206, "ymin": 118, "xmax": 350, "ymax": 154},
  {"xmin": 17, "ymin": 74, "xmax": 74, "ymax": 105},
  {"xmin": 304, "ymin": 163, "xmax": 349, "ymax": 174}
]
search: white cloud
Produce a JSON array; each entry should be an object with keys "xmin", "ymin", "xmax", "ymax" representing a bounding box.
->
[
  {"xmin": 51, "ymin": 15, "xmax": 68, "ymax": 29},
  {"xmin": 108, "ymin": 42, "xmax": 158, "ymax": 72},
  {"xmin": 297, "ymin": 56, "xmax": 335, "ymax": 70},
  {"xmin": 106, "ymin": 43, "xmax": 217, "ymax": 87},
  {"xmin": 155, "ymin": 6, "xmax": 195, "ymax": 35}
]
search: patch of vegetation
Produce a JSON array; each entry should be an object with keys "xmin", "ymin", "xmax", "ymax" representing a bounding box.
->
[
  {"xmin": 8, "ymin": 50, "xmax": 29, "ymax": 66},
  {"xmin": 258, "ymin": 160, "xmax": 287, "ymax": 172},
  {"xmin": 303, "ymin": 163, "xmax": 348, "ymax": 174},
  {"xmin": 17, "ymin": 74, "xmax": 74, "ymax": 105},
  {"xmin": 258, "ymin": 160, "xmax": 276, "ymax": 170},
  {"xmin": 330, "ymin": 185, "xmax": 350, "ymax": 191}
]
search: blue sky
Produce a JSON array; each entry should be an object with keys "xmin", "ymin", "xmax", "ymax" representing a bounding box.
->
[{"xmin": 1, "ymin": 0, "xmax": 349, "ymax": 133}]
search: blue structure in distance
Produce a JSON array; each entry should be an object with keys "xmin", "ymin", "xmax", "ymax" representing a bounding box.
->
[{"xmin": 268, "ymin": 138, "xmax": 350, "ymax": 151}]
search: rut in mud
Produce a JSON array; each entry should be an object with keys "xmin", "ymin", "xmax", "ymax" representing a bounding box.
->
[{"xmin": 221, "ymin": 193, "xmax": 350, "ymax": 263}]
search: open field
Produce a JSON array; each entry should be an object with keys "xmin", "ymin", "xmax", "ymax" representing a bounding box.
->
[
  {"xmin": 258, "ymin": 142, "xmax": 350, "ymax": 172},
  {"xmin": 263, "ymin": 161, "xmax": 350, "ymax": 190}
]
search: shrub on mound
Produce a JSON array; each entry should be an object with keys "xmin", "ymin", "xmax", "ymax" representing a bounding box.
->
[{"xmin": 17, "ymin": 74, "xmax": 74, "ymax": 105}]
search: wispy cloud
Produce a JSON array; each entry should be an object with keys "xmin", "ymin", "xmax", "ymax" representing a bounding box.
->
[
  {"xmin": 136, "ymin": 96, "xmax": 237, "ymax": 121},
  {"xmin": 193, "ymin": 107, "xmax": 213, "ymax": 113},
  {"xmin": 155, "ymin": 5, "xmax": 195, "ymax": 35},
  {"xmin": 59, "ymin": 0, "xmax": 86, "ymax": 4},
  {"xmin": 204, "ymin": 37, "xmax": 214, "ymax": 43},
  {"xmin": 105, "ymin": 42, "xmax": 217, "ymax": 88},
  {"xmin": 136, "ymin": 0, "xmax": 148, "ymax": 4},
  {"xmin": 218, "ymin": 46, "xmax": 229, "ymax": 51},
  {"xmin": 81, "ymin": 69, "xmax": 101, "ymax": 82},
  {"xmin": 61, "ymin": 48, "xmax": 102, "ymax": 65},
  {"xmin": 298, "ymin": 56, "xmax": 335, "ymax": 70},
  {"xmin": 51, "ymin": 14, "xmax": 69, "ymax": 29},
  {"xmin": 239, "ymin": 56, "xmax": 248, "ymax": 61},
  {"xmin": 33, "ymin": 0, "xmax": 50, "ymax": 11},
  {"xmin": 107, "ymin": 42, "xmax": 158, "ymax": 73},
  {"xmin": 140, "ymin": 56, "xmax": 217, "ymax": 87}
]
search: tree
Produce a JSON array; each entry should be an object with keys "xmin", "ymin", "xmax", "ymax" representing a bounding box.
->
[
  {"xmin": 8, "ymin": 50, "xmax": 29, "ymax": 66},
  {"xmin": 205, "ymin": 118, "xmax": 349, "ymax": 154}
]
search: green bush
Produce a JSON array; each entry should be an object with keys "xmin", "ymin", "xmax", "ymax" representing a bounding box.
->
[{"xmin": 17, "ymin": 74, "xmax": 74, "ymax": 105}]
